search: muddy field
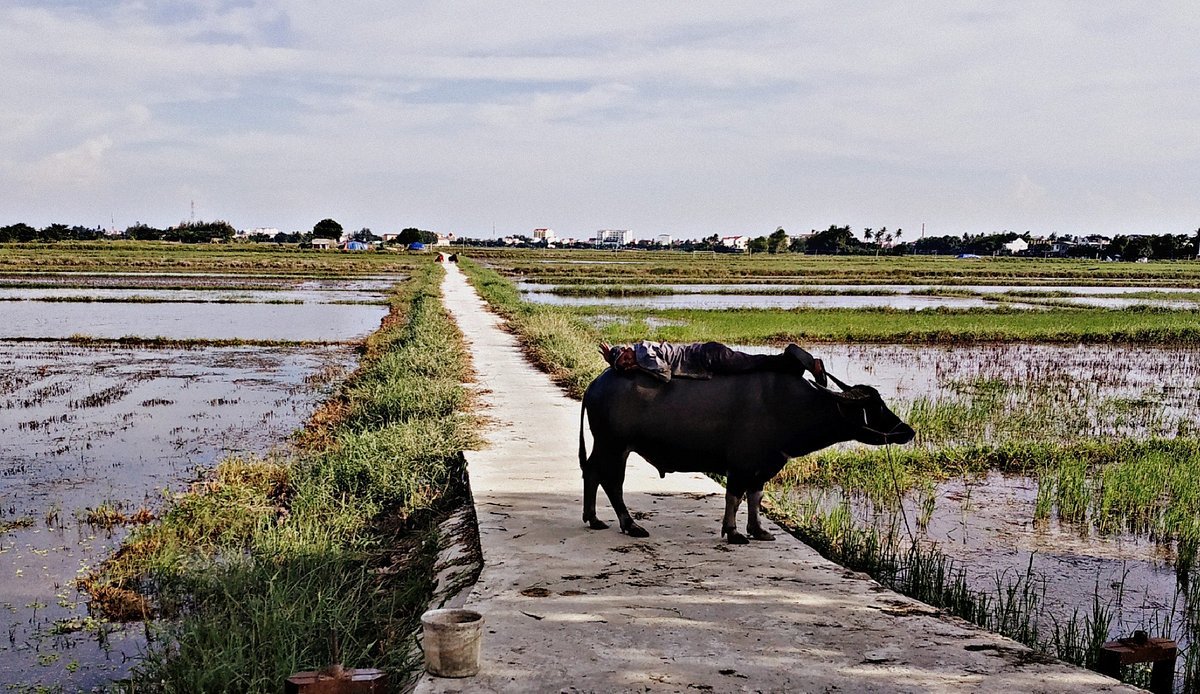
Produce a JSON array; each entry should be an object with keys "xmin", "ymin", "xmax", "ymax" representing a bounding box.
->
[
  {"xmin": 0, "ymin": 342, "xmax": 354, "ymax": 690},
  {"xmin": 0, "ymin": 268, "xmax": 394, "ymax": 691}
]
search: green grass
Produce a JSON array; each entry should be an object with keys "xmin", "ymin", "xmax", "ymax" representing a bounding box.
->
[
  {"xmin": 460, "ymin": 258, "xmax": 607, "ymax": 398},
  {"xmin": 471, "ymin": 247, "xmax": 1200, "ymax": 285},
  {"xmin": 576, "ymin": 304, "xmax": 1200, "ymax": 345},
  {"xmin": 80, "ymin": 259, "xmax": 478, "ymax": 690}
]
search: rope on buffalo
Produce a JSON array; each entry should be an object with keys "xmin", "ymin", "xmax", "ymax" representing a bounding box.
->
[{"xmin": 884, "ymin": 441, "xmax": 914, "ymax": 543}]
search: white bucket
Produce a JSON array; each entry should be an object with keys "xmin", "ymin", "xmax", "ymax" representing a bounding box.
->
[{"xmin": 421, "ymin": 608, "xmax": 483, "ymax": 678}]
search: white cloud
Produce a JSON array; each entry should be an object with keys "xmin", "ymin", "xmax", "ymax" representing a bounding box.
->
[{"xmin": 27, "ymin": 135, "xmax": 114, "ymax": 188}]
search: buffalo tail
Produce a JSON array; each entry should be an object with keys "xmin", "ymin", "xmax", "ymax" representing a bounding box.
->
[{"xmin": 578, "ymin": 399, "xmax": 588, "ymax": 470}]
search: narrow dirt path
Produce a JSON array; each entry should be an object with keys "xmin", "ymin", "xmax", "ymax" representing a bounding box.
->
[{"xmin": 419, "ymin": 262, "xmax": 1135, "ymax": 693}]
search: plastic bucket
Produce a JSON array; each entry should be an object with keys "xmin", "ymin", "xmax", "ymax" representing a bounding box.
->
[{"xmin": 421, "ymin": 608, "xmax": 483, "ymax": 678}]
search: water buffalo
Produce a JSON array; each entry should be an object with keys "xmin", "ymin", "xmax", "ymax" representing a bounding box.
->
[{"xmin": 578, "ymin": 367, "xmax": 915, "ymax": 544}]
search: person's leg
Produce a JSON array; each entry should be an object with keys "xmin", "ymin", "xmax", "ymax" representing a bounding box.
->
[{"xmin": 695, "ymin": 341, "xmax": 765, "ymax": 373}]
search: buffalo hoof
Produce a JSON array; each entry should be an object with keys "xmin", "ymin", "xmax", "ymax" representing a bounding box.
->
[
  {"xmin": 748, "ymin": 528, "xmax": 776, "ymax": 541},
  {"xmin": 721, "ymin": 526, "xmax": 750, "ymax": 545},
  {"xmin": 586, "ymin": 518, "xmax": 609, "ymax": 530},
  {"xmin": 621, "ymin": 523, "xmax": 650, "ymax": 538}
]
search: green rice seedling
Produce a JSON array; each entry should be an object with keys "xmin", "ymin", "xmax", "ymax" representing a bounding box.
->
[
  {"xmin": 915, "ymin": 479, "xmax": 937, "ymax": 531},
  {"xmin": 1054, "ymin": 456, "xmax": 1090, "ymax": 524},
  {"xmin": 568, "ymin": 304, "xmax": 1200, "ymax": 347}
]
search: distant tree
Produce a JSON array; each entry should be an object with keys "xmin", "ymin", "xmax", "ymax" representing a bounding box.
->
[
  {"xmin": 126, "ymin": 223, "xmax": 165, "ymax": 241},
  {"xmin": 395, "ymin": 227, "xmax": 438, "ymax": 245},
  {"xmin": 41, "ymin": 223, "xmax": 70, "ymax": 241},
  {"xmin": 1116, "ymin": 235, "xmax": 1154, "ymax": 261},
  {"xmin": 352, "ymin": 227, "xmax": 380, "ymax": 243},
  {"xmin": 397, "ymin": 228, "xmax": 422, "ymax": 245},
  {"xmin": 1129, "ymin": 236, "xmax": 1154, "ymax": 260},
  {"xmin": 67, "ymin": 225, "xmax": 103, "ymax": 241},
  {"xmin": 873, "ymin": 226, "xmax": 890, "ymax": 256},
  {"xmin": 312, "ymin": 218, "xmax": 344, "ymax": 240},
  {"xmin": 0, "ymin": 223, "xmax": 37, "ymax": 242},
  {"xmin": 767, "ymin": 227, "xmax": 789, "ymax": 254},
  {"xmin": 748, "ymin": 237, "xmax": 768, "ymax": 253},
  {"xmin": 806, "ymin": 225, "xmax": 863, "ymax": 255},
  {"xmin": 164, "ymin": 220, "xmax": 236, "ymax": 243}
]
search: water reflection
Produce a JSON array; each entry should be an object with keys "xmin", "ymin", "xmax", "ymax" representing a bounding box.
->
[
  {"xmin": 0, "ymin": 342, "xmax": 353, "ymax": 690},
  {"xmin": 0, "ymin": 301, "xmax": 386, "ymax": 341}
]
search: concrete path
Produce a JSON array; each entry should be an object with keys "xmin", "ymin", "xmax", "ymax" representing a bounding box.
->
[{"xmin": 418, "ymin": 262, "xmax": 1137, "ymax": 693}]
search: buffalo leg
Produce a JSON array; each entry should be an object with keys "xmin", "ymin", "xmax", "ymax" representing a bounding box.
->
[
  {"xmin": 746, "ymin": 489, "xmax": 775, "ymax": 541},
  {"xmin": 581, "ymin": 441, "xmax": 620, "ymax": 531},
  {"xmin": 721, "ymin": 489, "xmax": 749, "ymax": 544},
  {"xmin": 598, "ymin": 458, "xmax": 648, "ymax": 538},
  {"xmin": 582, "ymin": 470, "xmax": 608, "ymax": 530},
  {"xmin": 584, "ymin": 442, "xmax": 648, "ymax": 537}
]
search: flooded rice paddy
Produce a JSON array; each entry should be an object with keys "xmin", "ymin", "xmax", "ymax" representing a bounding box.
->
[
  {"xmin": 518, "ymin": 281, "xmax": 1200, "ymax": 310},
  {"xmin": 0, "ymin": 273, "xmax": 401, "ymax": 292},
  {"xmin": 754, "ymin": 342, "xmax": 1200, "ymax": 688},
  {"xmin": 756, "ymin": 342, "xmax": 1200, "ymax": 433},
  {"xmin": 0, "ymin": 342, "xmax": 354, "ymax": 690},
  {"xmin": 0, "ymin": 287, "xmax": 385, "ymax": 304},
  {"xmin": 0, "ymin": 271, "xmax": 390, "ymax": 690},
  {"xmin": 522, "ymin": 290, "xmax": 1004, "ymax": 310},
  {"xmin": 0, "ymin": 301, "xmax": 386, "ymax": 341}
]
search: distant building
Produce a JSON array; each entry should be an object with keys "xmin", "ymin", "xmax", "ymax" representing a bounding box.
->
[
  {"xmin": 532, "ymin": 228, "xmax": 557, "ymax": 243},
  {"xmin": 656, "ymin": 234, "xmax": 672, "ymax": 246},
  {"xmin": 1003, "ymin": 238, "xmax": 1029, "ymax": 254},
  {"xmin": 435, "ymin": 233, "xmax": 453, "ymax": 247},
  {"xmin": 595, "ymin": 229, "xmax": 631, "ymax": 247},
  {"xmin": 721, "ymin": 235, "xmax": 749, "ymax": 251},
  {"xmin": 311, "ymin": 238, "xmax": 337, "ymax": 250}
]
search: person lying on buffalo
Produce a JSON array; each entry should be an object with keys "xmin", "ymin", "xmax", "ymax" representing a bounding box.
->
[{"xmin": 599, "ymin": 340, "xmax": 826, "ymax": 386}]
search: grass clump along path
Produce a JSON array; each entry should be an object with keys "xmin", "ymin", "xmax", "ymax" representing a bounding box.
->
[
  {"xmin": 79, "ymin": 261, "xmax": 478, "ymax": 691},
  {"xmin": 460, "ymin": 258, "xmax": 607, "ymax": 398}
]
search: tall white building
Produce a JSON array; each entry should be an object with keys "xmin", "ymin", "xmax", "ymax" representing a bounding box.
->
[
  {"xmin": 595, "ymin": 229, "xmax": 631, "ymax": 246},
  {"xmin": 532, "ymin": 228, "xmax": 556, "ymax": 243}
]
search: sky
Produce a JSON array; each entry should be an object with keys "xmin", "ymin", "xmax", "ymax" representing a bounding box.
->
[{"xmin": 2, "ymin": 2, "xmax": 1198, "ymax": 240}]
